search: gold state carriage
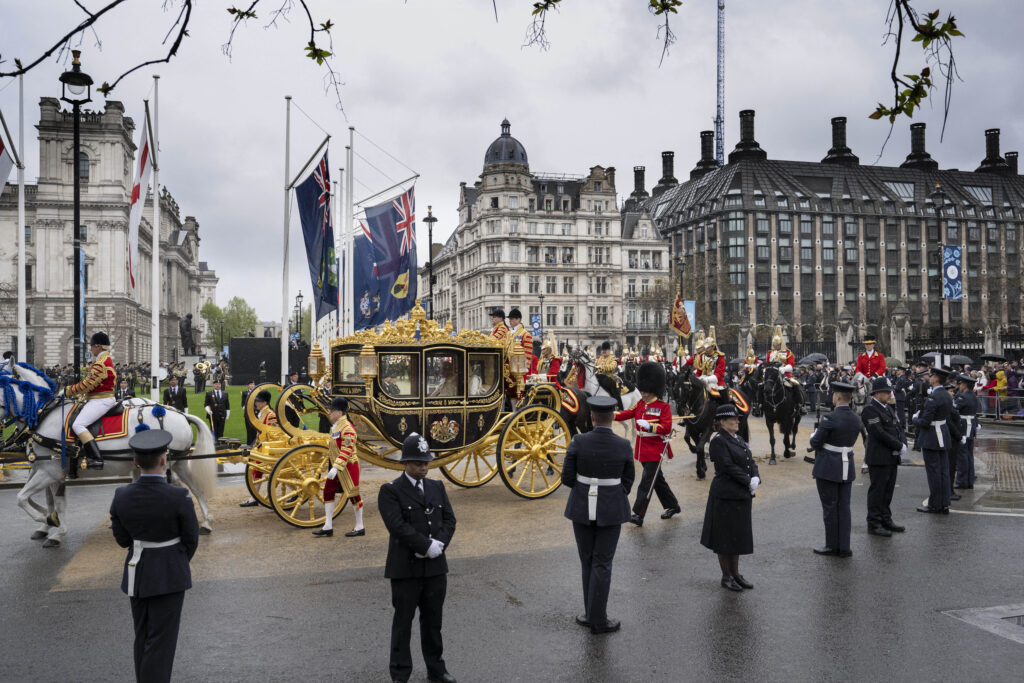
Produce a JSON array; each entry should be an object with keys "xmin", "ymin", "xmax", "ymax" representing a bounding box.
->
[{"xmin": 239, "ymin": 302, "xmax": 580, "ymax": 528}]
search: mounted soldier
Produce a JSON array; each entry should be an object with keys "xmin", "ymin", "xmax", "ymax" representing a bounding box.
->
[
  {"xmin": 537, "ymin": 331, "xmax": 561, "ymax": 383},
  {"xmin": 692, "ymin": 327, "xmax": 726, "ymax": 390},
  {"xmin": 763, "ymin": 325, "xmax": 806, "ymax": 412},
  {"xmin": 854, "ymin": 336, "xmax": 887, "ymax": 379},
  {"xmin": 64, "ymin": 331, "xmax": 118, "ymax": 469},
  {"xmin": 595, "ymin": 341, "xmax": 628, "ymax": 408}
]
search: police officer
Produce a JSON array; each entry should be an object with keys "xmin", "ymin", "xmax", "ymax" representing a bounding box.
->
[
  {"xmin": 109, "ymin": 429, "xmax": 199, "ymax": 683},
  {"xmin": 912, "ymin": 367, "xmax": 954, "ymax": 514},
  {"xmin": 378, "ymin": 433, "xmax": 457, "ymax": 683},
  {"xmin": 809, "ymin": 381, "xmax": 862, "ymax": 557},
  {"xmin": 861, "ymin": 377, "xmax": 907, "ymax": 537},
  {"xmin": 562, "ymin": 396, "xmax": 635, "ymax": 634},
  {"xmin": 953, "ymin": 373, "xmax": 979, "ymax": 490}
]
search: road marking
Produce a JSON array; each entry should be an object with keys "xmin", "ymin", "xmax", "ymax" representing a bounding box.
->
[
  {"xmin": 943, "ymin": 604, "xmax": 1024, "ymax": 645},
  {"xmin": 919, "ymin": 497, "xmax": 1024, "ymax": 517}
]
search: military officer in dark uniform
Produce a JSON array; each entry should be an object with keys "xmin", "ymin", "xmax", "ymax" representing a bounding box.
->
[
  {"xmin": 162, "ymin": 375, "xmax": 188, "ymax": 412},
  {"xmin": 203, "ymin": 379, "xmax": 230, "ymax": 439},
  {"xmin": 912, "ymin": 367, "xmax": 954, "ymax": 514},
  {"xmin": 861, "ymin": 377, "xmax": 907, "ymax": 537},
  {"xmin": 561, "ymin": 396, "xmax": 635, "ymax": 634},
  {"xmin": 116, "ymin": 379, "xmax": 136, "ymax": 401},
  {"xmin": 378, "ymin": 433, "xmax": 457, "ymax": 683},
  {"xmin": 892, "ymin": 367, "xmax": 911, "ymax": 429},
  {"xmin": 809, "ymin": 381, "xmax": 862, "ymax": 557},
  {"xmin": 239, "ymin": 380, "xmax": 258, "ymax": 445},
  {"xmin": 954, "ymin": 373, "xmax": 980, "ymax": 490},
  {"xmin": 907, "ymin": 361, "xmax": 930, "ymax": 443},
  {"xmin": 110, "ymin": 429, "xmax": 200, "ymax": 683}
]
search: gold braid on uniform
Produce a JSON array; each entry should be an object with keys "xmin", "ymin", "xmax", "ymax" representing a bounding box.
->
[{"xmin": 65, "ymin": 353, "xmax": 114, "ymax": 397}]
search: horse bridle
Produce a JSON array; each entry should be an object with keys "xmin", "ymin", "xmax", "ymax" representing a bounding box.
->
[
  {"xmin": 676, "ymin": 369, "xmax": 707, "ymax": 424},
  {"xmin": 760, "ymin": 365, "xmax": 787, "ymax": 413}
]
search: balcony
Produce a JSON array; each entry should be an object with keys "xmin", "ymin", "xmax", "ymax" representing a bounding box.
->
[{"xmin": 624, "ymin": 321, "xmax": 664, "ymax": 331}]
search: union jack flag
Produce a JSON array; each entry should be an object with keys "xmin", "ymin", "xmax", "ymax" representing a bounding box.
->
[
  {"xmin": 393, "ymin": 189, "xmax": 415, "ymax": 255},
  {"xmin": 295, "ymin": 151, "xmax": 339, "ymax": 321}
]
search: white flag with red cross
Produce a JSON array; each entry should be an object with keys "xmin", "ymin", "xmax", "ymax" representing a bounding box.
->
[{"xmin": 127, "ymin": 112, "xmax": 153, "ymax": 292}]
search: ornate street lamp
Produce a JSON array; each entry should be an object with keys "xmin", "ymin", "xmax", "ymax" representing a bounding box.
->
[
  {"xmin": 295, "ymin": 290, "xmax": 304, "ymax": 342},
  {"xmin": 424, "ymin": 205, "xmax": 437, "ymax": 319},
  {"xmin": 60, "ymin": 50, "xmax": 92, "ymax": 380}
]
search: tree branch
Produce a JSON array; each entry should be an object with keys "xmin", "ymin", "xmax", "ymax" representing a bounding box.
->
[{"xmin": 97, "ymin": 1, "xmax": 193, "ymax": 95}]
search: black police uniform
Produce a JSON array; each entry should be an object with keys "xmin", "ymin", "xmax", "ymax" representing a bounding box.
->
[
  {"xmin": 892, "ymin": 374, "xmax": 911, "ymax": 428},
  {"xmin": 945, "ymin": 391, "xmax": 964, "ymax": 498},
  {"xmin": 561, "ymin": 396, "xmax": 635, "ymax": 632},
  {"xmin": 861, "ymin": 396, "xmax": 906, "ymax": 532},
  {"xmin": 162, "ymin": 384, "xmax": 188, "ymax": 412},
  {"xmin": 378, "ymin": 436, "xmax": 457, "ymax": 683},
  {"xmin": 700, "ymin": 427, "xmax": 759, "ymax": 555},
  {"xmin": 954, "ymin": 384, "xmax": 980, "ymax": 488},
  {"xmin": 109, "ymin": 430, "xmax": 199, "ymax": 683},
  {"xmin": 204, "ymin": 387, "xmax": 230, "ymax": 439},
  {"xmin": 809, "ymin": 392, "xmax": 862, "ymax": 555},
  {"xmin": 912, "ymin": 377, "xmax": 954, "ymax": 512}
]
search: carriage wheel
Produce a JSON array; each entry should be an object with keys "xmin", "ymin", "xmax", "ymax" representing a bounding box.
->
[
  {"xmin": 268, "ymin": 444, "xmax": 348, "ymax": 528},
  {"xmin": 497, "ymin": 405, "xmax": 570, "ymax": 499},
  {"xmin": 440, "ymin": 439, "xmax": 499, "ymax": 488},
  {"xmin": 244, "ymin": 463, "xmax": 273, "ymax": 509}
]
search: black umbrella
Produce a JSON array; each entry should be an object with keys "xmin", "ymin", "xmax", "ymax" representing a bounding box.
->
[
  {"xmin": 949, "ymin": 354, "xmax": 973, "ymax": 366},
  {"xmin": 727, "ymin": 357, "xmax": 744, "ymax": 369},
  {"xmin": 978, "ymin": 353, "xmax": 1007, "ymax": 363},
  {"xmin": 798, "ymin": 352, "xmax": 828, "ymax": 365}
]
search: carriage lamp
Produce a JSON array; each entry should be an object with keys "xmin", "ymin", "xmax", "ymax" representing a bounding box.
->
[
  {"xmin": 359, "ymin": 344, "xmax": 377, "ymax": 381},
  {"xmin": 509, "ymin": 342, "xmax": 530, "ymax": 394},
  {"xmin": 308, "ymin": 343, "xmax": 325, "ymax": 381}
]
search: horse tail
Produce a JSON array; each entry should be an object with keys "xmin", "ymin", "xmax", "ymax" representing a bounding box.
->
[{"xmin": 182, "ymin": 412, "xmax": 217, "ymax": 499}]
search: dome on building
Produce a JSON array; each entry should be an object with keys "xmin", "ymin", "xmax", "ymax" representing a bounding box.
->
[{"xmin": 484, "ymin": 119, "xmax": 528, "ymax": 167}]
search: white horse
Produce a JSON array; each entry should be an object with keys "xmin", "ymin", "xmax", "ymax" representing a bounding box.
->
[
  {"xmin": 1, "ymin": 363, "xmax": 217, "ymax": 547},
  {"xmin": 851, "ymin": 372, "xmax": 872, "ymax": 413},
  {"xmin": 571, "ymin": 350, "xmax": 642, "ymax": 442}
]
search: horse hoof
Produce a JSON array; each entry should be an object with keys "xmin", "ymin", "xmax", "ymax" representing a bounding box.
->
[
  {"xmin": 199, "ymin": 526, "xmax": 212, "ymax": 536},
  {"xmin": 769, "ymin": 457, "xmax": 777, "ymax": 465},
  {"xmin": 784, "ymin": 451, "xmax": 795, "ymax": 459},
  {"xmin": 30, "ymin": 531, "xmax": 47, "ymax": 541},
  {"xmin": 45, "ymin": 513, "xmax": 60, "ymax": 528},
  {"xmin": 41, "ymin": 538, "xmax": 60, "ymax": 549}
]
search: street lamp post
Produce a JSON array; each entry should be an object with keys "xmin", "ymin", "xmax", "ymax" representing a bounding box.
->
[
  {"xmin": 929, "ymin": 182, "xmax": 948, "ymax": 366},
  {"xmin": 539, "ymin": 292, "xmax": 545, "ymax": 337},
  {"xmin": 295, "ymin": 290, "xmax": 304, "ymax": 342},
  {"xmin": 59, "ymin": 50, "xmax": 92, "ymax": 380},
  {"xmin": 424, "ymin": 205, "xmax": 437, "ymax": 319}
]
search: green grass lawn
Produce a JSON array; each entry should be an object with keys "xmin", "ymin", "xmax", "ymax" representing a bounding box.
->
[{"xmin": 181, "ymin": 385, "xmax": 322, "ymax": 442}]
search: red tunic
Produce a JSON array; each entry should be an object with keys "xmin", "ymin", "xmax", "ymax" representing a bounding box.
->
[
  {"xmin": 763, "ymin": 349, "xmax": 796, "ymax": 377},
  {"xmin": 545, "ymin": 357, "xmax": 562, "ymax": 383},
  {"xmin": 614, "ymin": 399, "xmax": 674, "ymax": 462},
  {"xmin": 854, "ymin": 351, "xmax": 887, "ymax": 378},
  {"xmin": 324, "ymin": 416, "xmax": 360, "ymax": 505},
  {"xmin": 692, "ymin": 353, "xmax": 726, "ymax": 385},
  {"xmin": 66, "ymin": 351, "xmax": 116, "ymax": 398}
]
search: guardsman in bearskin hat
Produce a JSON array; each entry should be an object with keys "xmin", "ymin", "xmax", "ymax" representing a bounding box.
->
[
  {"xmin": 65, "ymin": 331, "xmax": 117, "ymax": 469},
  {"xmin": 489, "ymin": 308, "xmax": 509, "ymax": 341},
  {"xmin": 854, "ymin": 336, "xmax": 887, "ymax": 379},
  {"xmin": 615, "ymin": 361, "xmax": 680, "ymax": 526},
  {"xmin": 313, "ymin": 397, "xmax": 364, "ymax": 538},
  {"xmin": 809, "ymin": 380, "xmax": 862, "ymax": 557},
  {"xmin": 239, "ymin": 390, "xmax": 279, "ymax": 508}
]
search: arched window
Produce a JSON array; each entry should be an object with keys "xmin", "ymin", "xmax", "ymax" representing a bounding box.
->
[{"xmin": 78, "ymin": 152, "xmax": 89, "ymax": 183}]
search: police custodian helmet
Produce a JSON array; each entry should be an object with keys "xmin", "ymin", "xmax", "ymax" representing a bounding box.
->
[{"xmin": 400, "ymin": 432, "xmax": 434, "ymax": 463}]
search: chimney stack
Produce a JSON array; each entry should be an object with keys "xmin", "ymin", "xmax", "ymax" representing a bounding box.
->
[
  {"xmin": 900, "ymin": 122, "xmax": 938, "ymax": 171},
  {"xmin": 632, "ymin": 166, "xmax": 648, "ymax": 197},
  {"xmin": 976, "ymin": 128, "xmax": 1012, "ymax": 175},
  {"xmin": 1007, "ymin": 151, "xmax": 1019, "ymax": 175},
  {"xmin": 821, "ymin": 116, "xmax": 859, "ymax": 166},
  {"xmin": 690, "ymin": 130, "xmax": 720, "ymax": 179},
  {"xmin": 606, "ymin": 166, "xmax": 615, "ymax": 190},
  {"xmin": 727, "ymin": 109, "xmax": 768, "ymax": 163},
  {"xmin": 652, "ymin": 151, "xmax": 678, "ymax": 198}
]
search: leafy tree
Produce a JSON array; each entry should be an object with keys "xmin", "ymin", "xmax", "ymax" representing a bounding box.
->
[
  {"xmin": 199, "ymin": 300, "xmax": 224, "ymax": 346},
  {"xmin": 222, "ymin": 296, "xmax": 260, "ymax": 342}
]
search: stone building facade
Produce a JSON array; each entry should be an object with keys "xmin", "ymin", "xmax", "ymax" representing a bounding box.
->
[
  {"xmin": 422, "ymin": 120, "xmax": 670, "ymax": 352},
  {"xmin": 0, "ymin": 98, "xmax": 218, "ymax": 366},
  {"xmin": 631, "ymin": 110, "xmax": 1024, "ymax": 356}
]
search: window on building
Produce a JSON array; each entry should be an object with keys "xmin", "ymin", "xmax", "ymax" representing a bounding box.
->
[
  {"xmin": 490, "ymin": 197, "xmax": 499, "ymax": 209},
  {"xmin": 546, "ymin": 306, "xmax": 557, "ymax": 327},
  {"xmin": 756, "ymin": 272, "xmax": 769, "ymax": 289},
  {"xmin": 561, "ymin": 306, "xmax": 575, "ymax": 327},
  {"xmin": 508, "ymin": 196, "xmax": 519, "ymax": 209},
  {"xmin": 820, "ymin": 216, "xmax": 834, "ymax": 236},
  {"xmin": 640, "ymin": 278, "xmax": 650, "ymax": 295},
  {"xmin": 529, "ymin": 306, "xmax": 540, "ymax": 321},
  {"xmin": 527, "ymin": 221, "xmax": 537, "ymax": 234},
  {"xmin": 563, "ymin": 276, "xmax": 574, "ymax": 294},
  {"xmin": 508, "ymin": 245, "xmax": 519, "ymax": 262},
  {"xmin": 778, "ymin": 214, "xmax": 792, "ymax": 235},
  {"xmin": 78, "ymin": 152, "xmax": 89, "ymax": 183},
  {"xmin": 510, "ymin": 276, "xmax": 520, "ymax": 294},
  {"xmin": 779, "ymin": 245, "xmax": 793, "ymax": 261},
  {"xmin": 546, "ymin": 276, "xmax": 557, "ymax": 294},
  {"xmin": 24, "ymin": 225, "xmax": 32, "ymax": 244},
  {"xmin": 561, "ymin": 247, "xmax": 574, "ymax": 264},
  {"xmin": 545, "ymin": 222, "xmax": 554, "ymax": 235},
  {"xmin": 756, "ymin": 214, "xmax": 770, "ymax": 235},
  {"xmin": 545, "ymin": 199, "xmax": 553, "ymax": 211},
  {"xmin": 25, "ymin": 264, "xmax": 32, "ymax": 290},
  {"xmin": 528, "ymin": 198, "xmax": 536, "ymax": 212},
  {"xmin": 509, "ymin": 218, "xmax": 519, "ymax": 234},
  {"xmin": 800, "ymin": 246, "xmax": 813, "ymax": 261},
  {"xmin": 595, "ymin": 306, "xmax": 609, "ymax": 326},
  {"xmin": 487, "ymin": 275, "xmax": 502, "ymax": 294},
  {"xmin": 756, "ymin": 245, "xmax": 770, "ymax": 261},
  {"xmin": 561, "ymin": 223, "xmax": 572, "ymax": 235},
  {"xmin": 79, "ymin": 224, "xmax": 88, "ymax": 241},
  {"xmin": 845, "ymin": 248, "xmax": 858, "ymax": 263},
  {"xmin": 486, "ymin": 245, "xmax": 501, "ymax": 262},
  {"xmin": 528, "ymin": 275, "xmax": 540, "ymax": 294},
  {"xmin": 844, "ymin": 219, "xmax": 858, "ymax": 238},
  {"xmin": 627, "ymin": 278, "xmax": 637, "ymax": 296},
  {"xmin": 527, "ymin": 246, "xmax": 539, "ymax": 263},
  {"xmin": 591, "ymin": 276, "xmax": 608, "ymax": 294}
]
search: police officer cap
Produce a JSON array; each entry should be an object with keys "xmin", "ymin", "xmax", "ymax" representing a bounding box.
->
[
  {"xmin": 400, "ymin": 432, "xmax": 434, "ymax": 462},
  {"xmin": 830, "ymin": 381, "xmax": 856, "ymax": 392},
  {"xmin": 490, "ymin": 308, "xmax": 505, "ymax": 319},
  {"xmin": 508, "ymin": 308, "xmax": 523, "ymax": 320},
  {"xmin": 957, "ymin": 373, "xmax": 975, "ymax": 385},
  {"xmin": 930, "ymin": 367, "xmax": 952, "ymax": 379},
  {"xmin": 586, "ymin": 396, "xmax": 617, "ymax": 413},
  {"xmin": 715, "ymin": 404, "xmax": 740, "ymax": 419},
  {"xmin": 90, "ymin": 331, "xmax": 110, "ymax": 346},
  {"xmin": 129, "ymin": 429, "xmax": 173, "ymax": 457},
  {"xmin": 329, "ymin": 396, "xmax": 349, "ymax": 413},
  {"xmin": 871, "ymin": 377, "xmax": 893, "ymax": 393},
  {"xmin": 255, "ymin": 389, "xmax": 273, "ymax": 403}
]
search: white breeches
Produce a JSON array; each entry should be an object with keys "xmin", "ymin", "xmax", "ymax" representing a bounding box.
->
[{"xmin": 72, "ymin": 397, "xmax": 117, "ymax": 436}]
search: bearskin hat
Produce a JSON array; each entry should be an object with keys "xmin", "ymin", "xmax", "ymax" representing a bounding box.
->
[
  {"xmin": 636, "ymin": 361, "xmax": 666, "ymax": 397},
  {"xmin": 90, "ymin": 331, "xmax": 110, "ymax": 347}
]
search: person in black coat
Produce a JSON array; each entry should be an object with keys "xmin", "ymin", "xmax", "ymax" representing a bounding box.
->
[
  {"xmin": 116, "ymin": 379, "xmax": 136, "ymax": 401},
  {"xmin": 954, "ymin": 373, "xmax": 980, "ymax": 490},
  {"xmin": 561, "ymin": 396, "xmax": 635, "ymax": 633},
  {"xmin": 809, "ymin": 381, "xmax": 862, "ymax": 557},
  {"xmin": 892, "ymin": 367, "xmax": 911, "ymax": 428},
  {"xmin": 861, "ymin": 377, "xmax": 907, "ymax": 537},
  {"xmin": 700, "ymin": 404, "xmax": 760, "ymax": 591},
  {"xmin": 913, "ymin": 367, "xmax": 954, "ymax": 513},
  {"xmin": 203, "ymin": 379, "xmax": 230, "ymax": 439},
  {"xmin": 162, "ymin": 376, "xmax": 188, "ymax": 412},
  {"xmin": 378, "ymin": 433, "xmax": 457, "ymax": 683},
  {"xmin": 239, "ymin": 380, "xmax": 258, "ymax": 445},
  {"xmin": 110, "ymin": 429, "xmax": 200, "ymax": 683}
]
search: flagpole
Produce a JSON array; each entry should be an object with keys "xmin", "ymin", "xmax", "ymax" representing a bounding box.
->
[
  {"xmin": 281, "ymin": 96, "xmax": 292, "ymax": 384},
  {"xmin": 150, "ymin": 75, "xmax": 161, "ymax": 401},
  {"xmin": 16, "ymin": 74, "xmax": 26, "ymax": 362},
  {"xmin": 345, "ymin": 127, "xmax": 354, "ymax": 336},
  {"xmin": 335, "ymin": 170, "xmax": 343, "ymax": 338}
]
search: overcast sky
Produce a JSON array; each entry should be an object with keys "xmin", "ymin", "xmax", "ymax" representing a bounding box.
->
[{"xmin": 3, "ymin": 0, "xmax": 1022, "ymax": 321}]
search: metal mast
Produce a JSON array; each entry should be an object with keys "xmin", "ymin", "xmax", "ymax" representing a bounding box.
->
[{"xmin": 714, "ymin": 1, "xmax": 725, "ymax": 165}]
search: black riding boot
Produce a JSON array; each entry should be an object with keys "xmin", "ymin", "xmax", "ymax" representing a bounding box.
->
[{"xmin": 83, "ymin": 439, "xmax": 104, "ymax": 470}]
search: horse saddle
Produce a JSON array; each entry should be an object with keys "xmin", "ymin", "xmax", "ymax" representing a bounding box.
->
[{"xmin": 64, "ymin": 401, "xmax": 129, "ymax": 441}]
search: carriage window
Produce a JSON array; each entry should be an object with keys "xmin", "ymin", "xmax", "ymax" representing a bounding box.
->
[
  {"xmin": 468, "ymin": 354, "xmax": 499, "ymax": 396},
  {"xmin": 379, "ymin": 354, "xmax": 419, "ymax": 398},
  {"xmin": 334, "ymin": 352, "xmax": 359, "ymax": 383},
  {"xmin": 426, "ymin": 351, "xmax": 463, "ymax": 398}
]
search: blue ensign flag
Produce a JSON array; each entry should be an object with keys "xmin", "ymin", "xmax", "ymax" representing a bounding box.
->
[
  {"xmin": 353, "ymin": 224, "xmax": 386, "ymax": 330},
  {"xmin": 294, "ymin": 153, "xmax": 339, "ymax": 321},
  {"xmin": 358, "ymin": 187, "xmax": 417, "ymax": 324},
  {"xmin": 942, "ymin": 244, "xmax": 962, "ymax": 300}
]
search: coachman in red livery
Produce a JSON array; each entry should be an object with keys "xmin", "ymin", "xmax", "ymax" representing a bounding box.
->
[{"xmin": 65, "ymin": 331, "xmax": 118, "ymax": 469}]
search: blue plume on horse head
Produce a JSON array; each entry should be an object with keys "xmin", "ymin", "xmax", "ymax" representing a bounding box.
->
[
  {"xmin": 135, "ymin": 424, "xmax": 151, "ymax": 433},
  {"xmin": 0, "ymin": 373, "xmax": 54, "ymax": 428}
]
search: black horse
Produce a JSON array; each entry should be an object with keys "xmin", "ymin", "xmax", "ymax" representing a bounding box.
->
[
  {"xmin": 747, "ymin": 363, "xmax": 801, "ymax": 465},
  {"xmin": 672, "ymin": 366, "xmax": 750, "ymax": 478}
]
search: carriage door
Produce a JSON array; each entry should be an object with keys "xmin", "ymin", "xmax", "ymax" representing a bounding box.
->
[
  {"xmin": 465, "ymin": 352, "xmax": 502, "ymax": 444},
  {"xmin": 424, "ymin": 348, "xmax": 466, "ymax": 451}
]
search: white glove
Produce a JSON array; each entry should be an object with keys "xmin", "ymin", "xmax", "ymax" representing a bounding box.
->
[
  {"xmin": 780, "ymin": 364, "xmax": 793, "ymax": 374},
  {"xmin": 636, "ymin": 419, "xmax": 651, "ymax": 432},
  {"xmin": 226, "ymin": 410, "xmax": 231, "ymax": 420},
  {"xmin": 912, "ymin": 411, "xmax": 920, "ymax": 420},
  {"xmin": 701, "ymin": 374, "xmax": 718, "ymax": 387},
  {"xmin": 327, "ymin": 467, "xmax": 338, "ymax": 480},
  {"xmin": 205, "ymin": 406, "xmax": 212, "ymax": 416},
  {"xmin": 426, "ymin": 539, "xmax": 445, "ymax": 559},
  {"xmin": 749, "ymin": 476, "xmax": 760, "ymax": 493},
  {"xmin": 899, "ymin": 444, "xmax": 907, "ymax": 456},
  {"xmin": 961, "ymin": 436, "xmax": 967, "ymax": 444}
]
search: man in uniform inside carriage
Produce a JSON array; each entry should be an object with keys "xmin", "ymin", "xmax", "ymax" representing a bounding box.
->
[
  {"xmin": 313, "ymin": 396, "xmax": 365, "ymax": 538},
  {"xmin": 855, "ymin": 336, "xmax": 887, "ymax": 379},
  {"xmin": 64, "ymin": 331, "xmax": 118, "ymax": 470},
  {"xmin": 763, "ymin": 325, "xmax": 807, "ymax": 410}
]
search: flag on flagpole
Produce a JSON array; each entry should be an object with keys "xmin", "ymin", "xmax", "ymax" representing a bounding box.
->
[
  {"xmin": 358, "ymin": 186, "xmax": 417, "ymax": 324},
  {"xmin": 670, "ymin": 285, "xmax": 692, "ymax": 338},
  {"xmin": 0, "ymin": 130, "xmax": 15, "ymax": 197},
  {"xmin": 295, "ymin": 152, "xmax": 339, "ymax": 321},
  {"xmin": 127, "ymin": 112, "xmax": 152, "ymax": 292}
]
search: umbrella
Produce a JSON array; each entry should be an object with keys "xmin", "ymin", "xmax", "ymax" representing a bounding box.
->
[
  {"xmin": 727, "ymin": 357, "xmax": 744, "ymax": 369},
  {"xmin": 949, "ymin": 354, "xmax": 973, "ymax": 366},
  {"xmin": 798, "ymin": 352, "xmax": 828, "ymax": 365},
  {"xmin": 978, "ymin": 353, "xmax": 1007, "ymax": 363}
]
